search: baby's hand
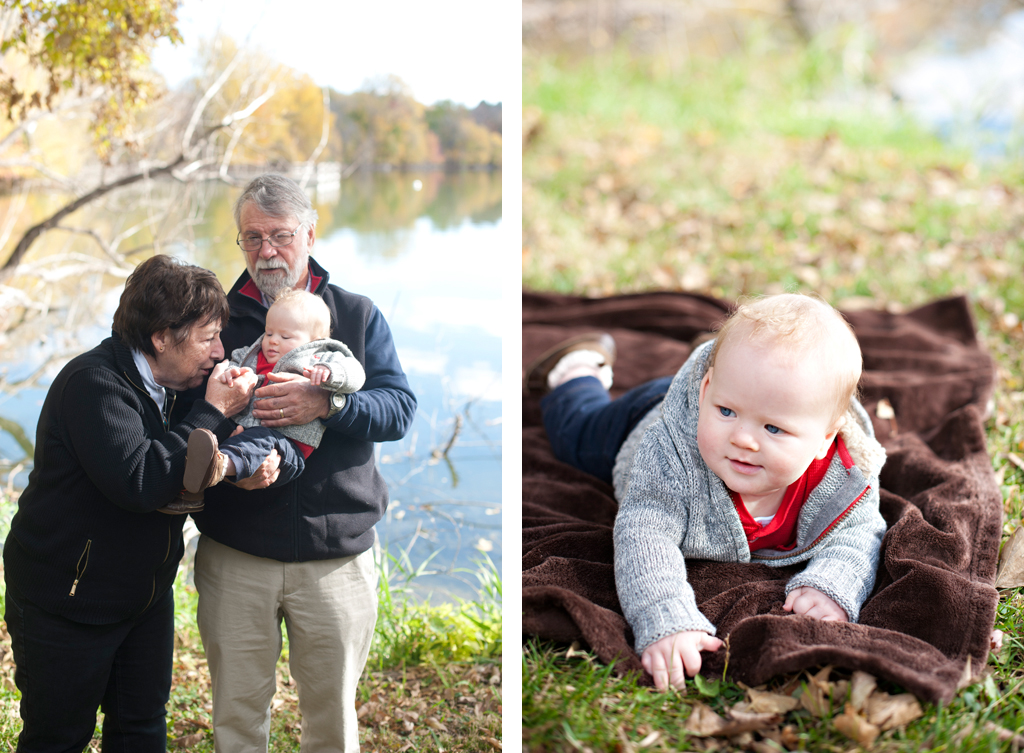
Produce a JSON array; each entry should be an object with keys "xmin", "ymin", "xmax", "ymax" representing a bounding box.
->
[
  {"xmin": 303, "ymin": 364, "xmax": 332, "ymax": 386},
  {"xmin": 217, "ymin": 365, "xmax": 255, "ymax": 387},
  {"xmin": 783, "ymin": 586, "xmax": 848, "ymax": 622},
  {"xmin": 641, "ymin": 631, "xmax": 724, "ymax": 691}
]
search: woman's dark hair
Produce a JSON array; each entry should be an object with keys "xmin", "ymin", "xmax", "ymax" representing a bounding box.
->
[{"xmin": 112, "ymin": 255, "xmax": 229, "ymax": 356}]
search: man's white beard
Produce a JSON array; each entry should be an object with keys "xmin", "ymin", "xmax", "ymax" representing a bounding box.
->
[{"xmin": 253, "ymin": 258, "xmax": 301, "ymax": 297}]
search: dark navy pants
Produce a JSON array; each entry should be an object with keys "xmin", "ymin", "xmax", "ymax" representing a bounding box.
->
[
  {"xmin": 540, "ymin": 375, "xmax": 673, "ymax": 485},
  {"xmin": 5, "ymin": 585, "xmax": 174, "ymax": 752},
  {"xmin": 218, "ymin": 426, "xmax": 305, "ymax": 485}
]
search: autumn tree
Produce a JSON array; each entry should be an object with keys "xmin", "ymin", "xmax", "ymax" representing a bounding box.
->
[
  {"xmin": 1, "ymin": 0, "xmax": 183, "ymax": 157},
  {"xmin": 189, "ymin": 35, "xmax": 338, "ymax": 169},
  {"xmin": 426, "ymin": 101, "xmax": 501, "ymax": 168},
  {"xmin": 331, "ymin": 75, "xmax": 439, "ymax": 169}
]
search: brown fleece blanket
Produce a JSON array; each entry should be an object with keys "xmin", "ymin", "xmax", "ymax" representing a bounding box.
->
[{"xmin": 523, "ymin": 291, "xmax": 1001, "ymax": 705}]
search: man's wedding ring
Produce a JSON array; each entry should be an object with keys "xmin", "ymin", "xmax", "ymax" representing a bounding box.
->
[{"xmin": 280, "ymin": 408, "xmax": 284, "ymax": 419}]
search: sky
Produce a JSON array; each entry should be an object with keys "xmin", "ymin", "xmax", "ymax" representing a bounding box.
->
[{"xmin": 151, "ymin": 0, "xmax": 511, "ymax": 107}]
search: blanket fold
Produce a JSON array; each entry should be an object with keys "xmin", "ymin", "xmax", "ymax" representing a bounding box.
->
[{"xmin": 523, "ymin": 291, "xmax": 1001, "ymax": 704}]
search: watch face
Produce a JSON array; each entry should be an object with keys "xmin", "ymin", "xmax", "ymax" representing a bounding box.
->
[{"xmin": 332, "ymin": 392, "xmax": 344, "ymax": 407}]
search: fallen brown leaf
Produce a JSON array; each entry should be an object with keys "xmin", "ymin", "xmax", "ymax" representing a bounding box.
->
[
  {"xmin": 849, "ymin": 671, "xmax": 877, "ymax": 712},
  {"xmin": 685, "ymin": 703, "xmax": 727, "ymax": 736},
  {"xmin": 981, "ymin": 721, "xmax": 1024, "ymax": 746},
  {"xmin": 170, "ymin": 732, "xmax": 205, "ymax": 748},
  {"xmin": 484, "ymin": 736, "xmax": 502, "ymax": 750},
  {"xmin": 424, "ymin": 717, "xmax": 448, "ymax": 732},
  {"xmin": 996, "ymin": 526, "xmax": 1024, "ymax": 588},
  {"xmin": 833, "ymin": 703, "xmax": 881, "ymax": 746},
  {"xmin": 637, "ymin": 730, "xmax": 661, "ymax": 748},
  {"xmin": 684, "ymin": 702, "xmax": 782, "ymax": 737},
  {"xmin": 738, "ymin": 686, "xmax": 800, "ymax": 714},
  {"xmin": 800, "ymin": 667, "xmax": 833, "ymax": 718},
  {"xmin": 865, "ymin": 693, "xmax": 924, "ymax": 730}
]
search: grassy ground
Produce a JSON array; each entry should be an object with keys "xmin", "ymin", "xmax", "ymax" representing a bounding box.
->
[
  {"xmin": 523, "ymin": 29, "xmax": 1024, "ymax": 753},
  {"xmin": 0, "ymin": 498, "xmax": 502, "ymax": 751}
]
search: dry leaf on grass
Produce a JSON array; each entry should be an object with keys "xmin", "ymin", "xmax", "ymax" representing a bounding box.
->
[
  {"xmin": 484, "ymin": 736, "xmax": 502, "ymax": 750},
  {"xmin": 833, "ymin": 703, "xmax": 881, "ymax": 746},
  {"xmin": 424, "ymin": 717, "xmax": 448, "ymax": 732},
  {"xmin": 996, "ymin": 526, "xmax": 1024, "ymax": 588},
  {"xmin": 973, "ymin": 721, "xmax": 1024, "ymax": 747},
  {"xmin": 684, "ymin": 702, "xmax": 783, "ymax": 737},
  {"xmin": 761, "ymin": 725, "xmax": 801, "ymax": 749},
  {"xmin": 170, "ymin": 732, "xmax": 205, "ymax": 748},
  {"xmin": 637, "ymin": 730, "xmax": 662, "ymax": 747},
  {"xmin": 981, "ymin": 722, "xmax": 1024, "ymax": 746},
  {"xmin": 865, "ymin": 693, "xmax": 924, "ymax": 730},
  {"xmin": 736, "ymin": 686, "xmax": 800, "ymax": 715},
  {"xmin": 800, "ymin": 666, "xmax": 835, "ymax": 718},
  {"xmin": 850, "ymin": 671, "xmax": 877, "ymax": 712}
]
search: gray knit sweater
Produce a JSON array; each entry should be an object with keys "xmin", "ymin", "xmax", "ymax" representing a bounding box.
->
[
  {"xmin": 230, "ymin": 337, "xmax": 365, "ymax": 449},
  {"xmin": 612, "ymin": 340, "xmax": 887, "ymax": 653}
]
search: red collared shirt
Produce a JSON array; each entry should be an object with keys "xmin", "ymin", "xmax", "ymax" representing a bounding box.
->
[{"xmin": 731, "ymin": 437, "xmax": 848, "ymax": 552}]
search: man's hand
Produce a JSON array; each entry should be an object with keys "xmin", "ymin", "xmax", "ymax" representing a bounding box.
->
[
  {"xmin": 205, "ymin": 361, "xmax": 257, "ymax": 417},
  {"xmin": 303, "ymin": 364, "xmax": 332, "ymax": 386},
  {"xmin": 252, "ymin": 371, "xmax": 330, "ymax": 427},
  {"xmin": 233, "ymin": 449, "xmax": 281, "ymax": 489},
  {"xmin": 783, "ymin": 586, "xmax": 849, "ymax": 622},
  {"xmin": 641, "ymin": 631, "xmax": 724, "ymax": 691}
]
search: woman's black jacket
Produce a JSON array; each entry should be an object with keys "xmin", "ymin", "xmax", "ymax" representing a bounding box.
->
[{"xmin": 3, "ymin": 333, "xmax": 236, "ymax": 624}]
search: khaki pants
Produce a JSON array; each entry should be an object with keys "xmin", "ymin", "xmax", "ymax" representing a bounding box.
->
[{"xmin": 194, "ymin": 535, "xmax": 378, "ymax": 753}]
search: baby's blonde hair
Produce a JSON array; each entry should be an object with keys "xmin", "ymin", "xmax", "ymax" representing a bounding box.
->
[
  {"xmin": 268, "ymin": 289, "xmax": 331, "ymax": 340},
  {"xmin": 708, "ymin": 293, "xmax": 861, "ymax": 427}
]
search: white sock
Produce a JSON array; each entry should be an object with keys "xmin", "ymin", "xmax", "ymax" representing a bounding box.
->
[{"xmin": 547, "ymin": 350, "xmax": 614, "ymax": 390}]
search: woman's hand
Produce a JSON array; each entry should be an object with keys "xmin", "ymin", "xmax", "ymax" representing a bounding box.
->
[
  {"xmin": 205, "ymin": 361, "xmax": 257, "ymax": 417},
  {"xmin": 641, "ymin": 631, "xmax": 724, "ymax": 691},
  {"xmin": 783, "ymin": 586, "xmax": 849, "ymax": 622},
  {"xmin": 252, "ymin": 372, "xmax": 330, "ymax": 427}
]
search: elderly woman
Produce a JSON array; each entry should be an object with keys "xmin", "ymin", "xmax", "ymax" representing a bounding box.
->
[{"xmin": 3, "ymin": 255, "xmax": 266, "ymax": 752}]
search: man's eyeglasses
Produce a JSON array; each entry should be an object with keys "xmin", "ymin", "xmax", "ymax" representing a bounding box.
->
[{"xmin": 236, "ymin": 226, "xmax": 303, "ymax": 253}]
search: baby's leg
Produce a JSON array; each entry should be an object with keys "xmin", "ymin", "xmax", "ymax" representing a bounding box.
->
[
  {"xmin": 221, "ymin": 428, "xmax": 305, "ymax": 487},
  {"xmin": 540, "ymin": 374, "xmax": 674, "ymax": 484}
]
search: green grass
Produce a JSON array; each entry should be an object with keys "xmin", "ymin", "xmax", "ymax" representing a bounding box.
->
[{"xmin": 524, "ymin": 29, "xmax": 1024, "ymax": 753}]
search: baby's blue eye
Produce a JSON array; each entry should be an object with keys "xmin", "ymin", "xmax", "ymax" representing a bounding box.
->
[
  {"xmin": 765, "ymin": 424, "xmax": 782, "ymax": 435},
  {"xmin": 718, "ymin": 406, "xmax": 735, "ymax": 418}
]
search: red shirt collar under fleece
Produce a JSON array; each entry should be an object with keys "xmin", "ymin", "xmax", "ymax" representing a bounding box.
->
[{"xmin": 730, "ymin": 436, "xmax": 852, "ymax": 552}]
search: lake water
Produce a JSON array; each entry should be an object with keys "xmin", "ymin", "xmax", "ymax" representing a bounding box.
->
[{"xmin": 0, "ymin": 170, "xmax": 502, "ymax": 603}]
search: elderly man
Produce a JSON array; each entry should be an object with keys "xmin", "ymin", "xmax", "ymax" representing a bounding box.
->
[{"xmin": 183, "ymin": 174, "xmax": 416, "ymax": 752}]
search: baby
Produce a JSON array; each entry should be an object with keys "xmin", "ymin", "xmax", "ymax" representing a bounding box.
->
[
  {"xmin": 175, "ymin": 289, "xmax": 365, "ymax": 506},
  {"xmin": 529, "ymin": 294, "xmax": 887, "ymax": 690}
]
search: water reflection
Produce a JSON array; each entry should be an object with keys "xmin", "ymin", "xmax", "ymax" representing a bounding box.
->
[{"xmin": 0, "ymin": 171, "xmax": 502, "ymax": 603}]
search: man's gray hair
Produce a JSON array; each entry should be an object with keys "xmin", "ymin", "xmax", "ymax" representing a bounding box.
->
[{"xmin": 233, "ymin": 174, "xmax": 319, "ymax": 230}]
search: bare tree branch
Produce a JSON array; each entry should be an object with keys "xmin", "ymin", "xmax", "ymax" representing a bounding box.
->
[
  {"xmin": 0, "ymin": 153, "xmax": 188, "ymax": 280},
  {"xmin": 0, "ymin": 74, "xmax": 277, "ymax": 281},
  {"xmin": 0, "ymin": 158, "xmax": 74, "ymax": 188},
  {"xmin": 181, "ymin": 52, "xmax": 243, "ymax": 154}
]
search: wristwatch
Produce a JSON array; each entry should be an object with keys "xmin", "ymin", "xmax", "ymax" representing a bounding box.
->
[{"xmin": 326, "ymin": 391, "xmax": 347, "ymax": 419}]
